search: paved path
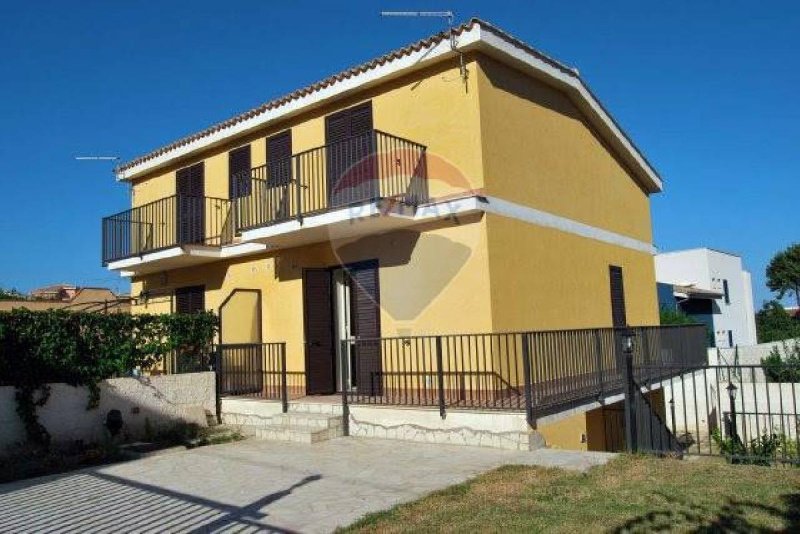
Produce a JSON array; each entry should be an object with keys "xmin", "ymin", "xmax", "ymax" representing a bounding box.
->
[{"xmin": 0, "ymin": 438, "xmax": 614, "ymax": 533}]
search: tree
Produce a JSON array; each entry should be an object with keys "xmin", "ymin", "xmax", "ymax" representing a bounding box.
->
[
  {"xmin": 766, "ymin": 243, "xmax": 800, "ymax": 308},
  {"xmin": 756, "ymin": 300, "xmax": 800, "ymax": 343}
]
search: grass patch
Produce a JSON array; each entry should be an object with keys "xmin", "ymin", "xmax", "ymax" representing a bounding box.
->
[{"xmin": 341, "ymin": 455, "xmax": 800, "ymax": 533}]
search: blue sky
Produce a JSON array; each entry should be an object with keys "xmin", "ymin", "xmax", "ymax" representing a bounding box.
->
[{"xmin": 0, "ymin": 1, "xmax": 797, "ymax": 306}]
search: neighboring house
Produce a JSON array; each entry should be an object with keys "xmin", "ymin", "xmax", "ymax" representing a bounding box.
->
[
  {"xmin": 0, "ymin": 285, "xmax": 131, "ymax": 313},
  {"xmin": 655, "ymin": 248, "xmax": 757, "ymax": 348},
  {"xmin": 100, "ymin": 19, "xmax": 686, "ymax": 450}
]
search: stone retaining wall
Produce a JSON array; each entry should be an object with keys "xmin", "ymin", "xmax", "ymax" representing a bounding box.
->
[{"xmin": 0, "ymin": 372, "xmax": 216, "ymax": 451}]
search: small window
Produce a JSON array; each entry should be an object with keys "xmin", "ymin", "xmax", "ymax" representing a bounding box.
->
[
  {"xmin": 722, "ymin": 279, "xmax": 730, "ymax": 304},
  {"xmin": 175, "ymin": 285, "xmax": 205, "ymax": 314},
  {"xmin": 609, "ymin": 265, "xmax": 627, "ymax": 327},
  {"xmin": 727, "ymin": 330, "xmax": 734, "ymax": 348}
]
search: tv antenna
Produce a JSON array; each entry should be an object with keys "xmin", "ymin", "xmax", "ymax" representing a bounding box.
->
[
  {"xmin": 74, "ymin": 156, "xmax": 120, "ymax": 162},
  {"xmin": 75, "ymin": 155, "xmax": 131, "ymax": 198},
  {"xmin": 380, "ymin": 10, "xmax": 467, "ymax": 85}
]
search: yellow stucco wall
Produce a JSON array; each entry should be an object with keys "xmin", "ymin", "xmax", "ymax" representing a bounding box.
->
[
  {"xmin": 538, "ymin": 412, "xmax": 590, "ymax": 451},
  {"xmin": 485, "ymin": 213, "xmax": 658, "ymax": 332},
  {"xmin": 475, "ymin": 56, "xmax": 653, "ymax": 243}
]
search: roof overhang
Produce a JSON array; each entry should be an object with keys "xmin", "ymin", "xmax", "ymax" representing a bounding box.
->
[
  {"xmin": 116, "ymin": 20, "xmax": 662, "ymax": 194},
  {"xmin": 672, "ymin": 284, "xmax": 724, "ymax": 300}
]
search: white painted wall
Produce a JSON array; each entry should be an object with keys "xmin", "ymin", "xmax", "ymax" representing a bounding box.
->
[
  {"xmin": 655, "ymin": 248, "xmax": 758, "ymax": 347},
  {"xmin": 0, "ymin": 372, "xmax": 216, "ymax": 451}
]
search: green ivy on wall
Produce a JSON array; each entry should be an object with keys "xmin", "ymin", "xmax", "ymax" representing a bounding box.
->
[{"xmin": 0, "ymin": 309, "xmax": 218, "ymax": 448}]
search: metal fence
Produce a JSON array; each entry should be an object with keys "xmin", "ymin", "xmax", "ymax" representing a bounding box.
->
[
  {"xmin": 102, "ymin": 195, "xmax": 233, "ymax": 264},
  {"xmin": 342, "ymin": 325, "xmax": 708, "ymax": 422},
  {"xmin": 234, "ymin": 129, "xmax": 428, "ymax": 231},
  {"xmin": 629, "ymin": 361, "xmax": 800, "ymax": 465}
]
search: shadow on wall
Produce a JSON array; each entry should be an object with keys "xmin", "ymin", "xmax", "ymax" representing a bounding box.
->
[
  {"xmin": 611, "ymin": 491, "xmax": 800, "ymax": 533},
  {"xmin": 0, "ymin": 468, "xmax": 321, "ymax": 532}
]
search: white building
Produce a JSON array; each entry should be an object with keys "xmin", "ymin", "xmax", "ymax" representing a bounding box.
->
[{"xmin": 655, "ymin": 248, "xmax": 758, "ymax": 347}]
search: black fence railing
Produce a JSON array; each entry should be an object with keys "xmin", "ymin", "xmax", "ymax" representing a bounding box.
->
[
  {"xmin": 341, "ymin": 325, "xmax": 708, "ymax": 421},
  {"xmin": 101, "ymin": 195, "xmax": 233, "ymax": 265},
  {"xmin": 625, "ymin": 362, "xmax": 800, "ymax": 465},
  {"xmin": 234, "ymin": 129, "xmax": 428, "ymax": 232},
  {"xmin": 213, "ymin": 343, "xmax": 305, "ymax": 410}
]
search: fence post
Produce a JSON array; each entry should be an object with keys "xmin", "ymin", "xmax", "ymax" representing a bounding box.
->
[
  {"xmin": 594, "ymin": 329, "xmax": 604, "ymax": 398},
  {"xmin": 294, "ymin": 157, "xmax": 303, "ymax": 224},
  {"xmin": 435, "ymin": 336, "xmax": 446, "ymax": 420},
  {"xmin": 340, "ymin": 339, "xmax": 350, "ymax": 436},
  {"xmin": 280, "ymin": 343, "xmax": 289, "ymax": 414},
  {"xmin": 214, "ymin": 345, "xmax": 223, "ymax": 425},
  {"xmin": 623, "ymin": 341, "xmax": 637, "ymax": 453},
  {"xmin": 521, "ymin": 334, "xmax": 535, "ymax": 429}
]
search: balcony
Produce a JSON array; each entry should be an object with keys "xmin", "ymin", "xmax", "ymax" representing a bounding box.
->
[
  {"xmin": 102, "ymin": 195, "xmax": 240, "ymax": 272},
  {"xmin": 233, "ymin": 130, "xmax": 430, "ymax": 245}
]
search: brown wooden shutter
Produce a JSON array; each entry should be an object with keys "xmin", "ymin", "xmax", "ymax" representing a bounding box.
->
[
  {"xmin": 325, "ymin": 102, "xmax": 375, "ymax": 207},
  {"xmin": 349, "ymin": 102, "xmax": 373, "ymax": 136},
  {"xmin": 350, "ymin": 261, "xmax": 382, "ymax": 395},
  {"xmin": 267, "ymin": 130, "xmax": 293, "ymax": 185},
  {"xmin": 176, "ymin": 163, "xmax": 205, "ymax": 244},
  {"xmin": 303, "ymin": 269, "xmax": 335, "ymax": 394},
  {"xmin": 228, "ymin": 145, "xmax": 251, "ymax": 198},
  {"xmin": 609, "ymin": 265, "xmax": 627, "ymax": 327},
  {"xmin": 175, "ymin": 285, "xmax": 205, "ymax": 314}
]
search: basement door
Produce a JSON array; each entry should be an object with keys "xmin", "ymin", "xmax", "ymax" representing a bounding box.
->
[{"xmin": 303, "ymin": 261, "xmax": 382, "ymax": 395}]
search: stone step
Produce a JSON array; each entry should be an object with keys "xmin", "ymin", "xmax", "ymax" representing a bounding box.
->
[
  {"xmin": 271, "ymin": 412, "xmax": 343, "ymax": 430},
  {"xmin": 287, "ymin": 402, "xmax": 343, "ymax": 415},
  {"xmin": 254, "ymin": 424, "xmax": 343, "ymax": 444}
]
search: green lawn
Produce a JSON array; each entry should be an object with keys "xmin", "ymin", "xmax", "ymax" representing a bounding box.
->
[{"xmin": 342, "ymin": 455, "xmax": 800, "ymax": 533}]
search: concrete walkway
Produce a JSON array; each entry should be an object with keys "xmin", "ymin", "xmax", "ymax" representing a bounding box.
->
[{"xmin": 0, "ymin": 438, "xmax": 614, "ymax": 533}]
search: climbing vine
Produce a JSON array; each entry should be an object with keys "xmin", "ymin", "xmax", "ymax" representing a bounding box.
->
[{"xmin": 0, "ymin": 309, "xmax": 218, "ymax": 448}]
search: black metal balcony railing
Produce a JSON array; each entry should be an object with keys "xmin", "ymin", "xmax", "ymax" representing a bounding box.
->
[
  {"xmin": 341, "ymin": 325, "xmax": 709, "ymax": 421},
  {"xmin": 102, "ymin": 195, "xmax": 233, "ymax": 265},
  {"xmin": 234, "ymin": 129, "xmax": 428, "ymax": 232}
]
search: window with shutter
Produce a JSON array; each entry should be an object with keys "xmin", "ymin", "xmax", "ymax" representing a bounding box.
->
[
  {"xmin": 176, "ymin": 163, "xmax": 205, "ymax": 245},
  {"xmin": 325, "ymin": 102, "xmax": 375, "ymax": 206},
  {"xmin": 609, "ymin": 265, "xmax": 627, "ymax": 327},
  {"xmin": 228, "ymin": 145, "xmax": 251, "ymax": 198},
  {"xmin": 175, "ymin": 285, "xmax": 205, "ymax": 314},
  {"xmin": 267, "ymin": 131, "xmax": 292, "ymax": 185}
]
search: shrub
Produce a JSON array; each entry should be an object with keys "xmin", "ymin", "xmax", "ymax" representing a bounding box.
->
[
  {"xmin": 0, "ymin": 309, "xmax": 218, "ymax": 447},
  {"xmin": 761, "ymin": 341, "xmax": 800, "ymax": 383}
]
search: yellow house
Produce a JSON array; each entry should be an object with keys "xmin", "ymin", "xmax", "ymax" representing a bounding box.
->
[{"xmin": 102, "ymin": 19, "xmax": 678, "ymax": 448}]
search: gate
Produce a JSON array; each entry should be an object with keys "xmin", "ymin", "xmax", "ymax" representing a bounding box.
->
[{"xmin": 623, "ymin": 347, "xmax": 800, "ymax": 465}]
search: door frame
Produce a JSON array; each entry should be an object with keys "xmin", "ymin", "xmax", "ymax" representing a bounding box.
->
[{"xmin": 302, "ymin": 259, "xmax": 381, "ymax": 395}]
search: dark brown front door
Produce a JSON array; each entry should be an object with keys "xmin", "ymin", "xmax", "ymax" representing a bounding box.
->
[
  {"xmin": 325, "ymin": 102, "xmax": 375, "ymax": 207},
  {"xmin": 303, "ymin": 269, "xmax": 336, "ymax": 394},
  {"xmin": 176, "ymin": 163, "xmax": 205, "ymax": 245},
  {"xmin": 349, "ymin": 261, "xmax": 382, "ymax": 396}
]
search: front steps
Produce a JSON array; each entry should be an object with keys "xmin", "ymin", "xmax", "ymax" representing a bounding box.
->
[{"xmin": 254, "ymin": 411, "xmax": 344, "ymax": 444}]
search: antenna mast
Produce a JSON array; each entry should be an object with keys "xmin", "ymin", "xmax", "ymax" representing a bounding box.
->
[{"xmin": 380, "ymin": 10, "xmax": 467, "ymax": 84}]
